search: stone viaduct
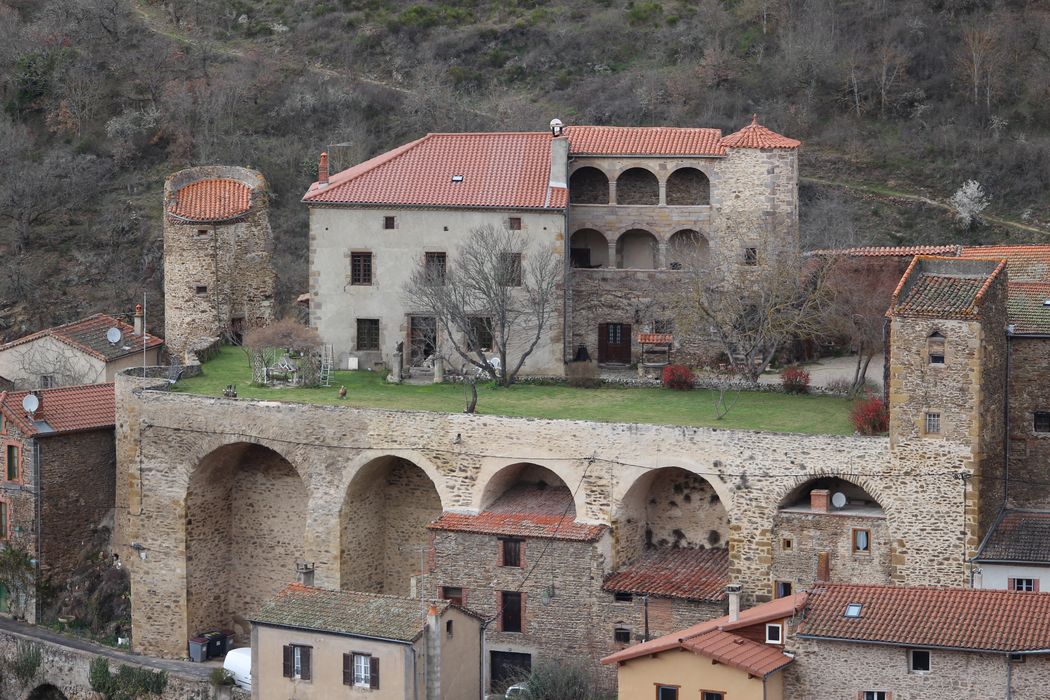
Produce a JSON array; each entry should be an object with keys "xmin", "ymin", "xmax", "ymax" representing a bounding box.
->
[{"xmin": 113, "ymin": 374, "xmax": 976, "ymax": 661}]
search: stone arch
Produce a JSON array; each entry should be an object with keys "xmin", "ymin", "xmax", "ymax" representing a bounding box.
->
[
  {"xmin": 667, "ymin": 229, "xmax": 709, "ymax": 270},
  {"xmin": 478, "ymin": 461, "xmax": 581, "ymax": 517},
  {"xmin": 340, "ymin": 455, "xmax": 443, "ymax": 596},
  {"xmin": 614, "ymin": 465, "xmax": 731, "ymax": 566},
  {"xmin": 775, "ymin": 472, "xmax": 889, "ymax": 516},
  {"xmin": 570, "ymin": 228, "xmax": 610, "ymax": 268},
  {"xmin": 186, "ymin": 442, "xmax": 308, "ymax": 645},
  {"xmin": 666, "ymin": 167, "xmax": 711, "ymax": 205},
  {"xmin": 26, "ymin": 685, "xmax": 68, "ymax": 700},
  {"xmin": 615, "ymin": 168, "xmax": 659, "ymax": 205},
  {"xmin": 569, "ymin": 167, "xmax": 610, "ymax": 204},
  {"xmin": 616, "ymin": 229, "xmax": 658, "ymax": 269}
]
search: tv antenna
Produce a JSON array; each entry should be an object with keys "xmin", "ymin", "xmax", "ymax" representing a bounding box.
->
[{"xmin": 22, "ymin": 394, "xmax": 39, "ymax": 419}]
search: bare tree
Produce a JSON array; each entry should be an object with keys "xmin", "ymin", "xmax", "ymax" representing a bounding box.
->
[
  {"xmin": 402, "ymin": 225, "xmax": 559, "ymax": 387},
  {"xmin": 14, "ymin": 338, "xmax": 106, "ymax": 388}
]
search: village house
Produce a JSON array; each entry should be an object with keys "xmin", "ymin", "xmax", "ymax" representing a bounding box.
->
[
  {"xmin": 0, "ymin": 383, "xmax": 116, "ymax": 622},
  {"xmin": 973, "ymin": 510, "xmax": 1050, "ymax": 592},
  {"xmin": 601, "ymin": 590, "xmax": 802, "ymax": 700},
  {"xmin": 0, "ymin": 309, "xmax": 163, "ymax": 390},
  {"xmin": 302, "ymin": 117, "xmax": 800, "ymax": 375},
  {"xmin": 248, "ymin": 584, "xmax": 482, "ymax": 700}
]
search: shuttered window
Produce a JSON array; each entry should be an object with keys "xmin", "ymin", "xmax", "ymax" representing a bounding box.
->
[
  {"xmin": 5, "ymin": 444, "xmax": 17, "ymax": 481},
  {"xmin": 345, "ymin": 653, "xmax": 379, "ymax": 689},
  {"xmin": 282, "ymin": 645, "xmax": 311, "ymax": 680}
]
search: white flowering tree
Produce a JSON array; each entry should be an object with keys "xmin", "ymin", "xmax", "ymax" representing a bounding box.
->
[{"xmin": 950, "ymin": 180, "xmax": 990, "ymax": 228}]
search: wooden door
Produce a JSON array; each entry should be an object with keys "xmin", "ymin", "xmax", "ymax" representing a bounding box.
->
[{"xmin": 598, "ymin": 323, "xmax": 631, "ymax": 364}]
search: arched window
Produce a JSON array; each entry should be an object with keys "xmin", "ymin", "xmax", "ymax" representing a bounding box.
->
[
  {"xmin": 928, "ymin": 331, "xmax": 945, "ymax": 365},
  {"xmin": 569, "ymin": 167, "xmax": 609, "ymax": 204},
  {"xmin": 667, "ymin": 230, "xmax": 709, "ymax": 270},
  {"xmin": 666, "ymin": 168, "xmax": 711, "ymax": 205},
  {"xmin": 570, "ymin": 229, "xmax": 609, "ymax": 268},
  {"xmin": 616, "ymin": 230, "xmax": 658, "ymax": 269},
  {"xmin": 615, "ymin": 168, "xmax": 659, "ymax": 205}
]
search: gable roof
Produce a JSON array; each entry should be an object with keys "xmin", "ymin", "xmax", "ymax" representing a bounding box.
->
[
  {"xmin": 797, "ymin": 583, "xmax": 1050, "ymax": 653},
  {"xmin": 808, "ymin": 245, "xmax": 962, "ymax": 258},
  {"xmin": 679, "ymin": 629, "xmax": 796, "ymax": 677},
  {"xmin": 1006, "ymin": 283, "xmax": 1050, "ymax": 335},
  {"xmin": 889, "ymin": 256, "xmax": 1006, "ymax": 320},
  {"xmin": 603, "ymin": 548, "xmax": 728, "ymax": 601},
  {"xmin": 975, "ymin": 510, "xmax": 1050, "ymax": 564},
  {"xmin": 1, "ymin": 313, "xmax": 164, "ymax": 362},
  {"xmin": 0, "ymin": 383, "xmax": 115, "ymax": 436},
  {"xmin": 721, "ymin": 115, "xmax": 801, "ymax": 149},
  {"xmin": 168, "ymin": 178, "xmax": 252, "ymax": 222},
  {"xmin": 566, "ymin": 125, "xmax": 725, "ymax": 156},
  {"xmin": 250, "ymin": 584, "xmax": 481, "ymax": 643},
  {"xmin": 602, "ymin": 592, "xmax": 807, "ymax": 666},
  {"xmin": 960, "ymin": 245, "xmax": 1050, "ymax": 284}
]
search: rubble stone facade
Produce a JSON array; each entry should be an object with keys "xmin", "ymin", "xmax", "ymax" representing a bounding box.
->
[
  {"xmin": 1005, "ymin": 336, "xmax": 1050, "ymax": 509},
  {"xmin": 163, "ymin": 166, "xmax": 276, "ymax": 360}
]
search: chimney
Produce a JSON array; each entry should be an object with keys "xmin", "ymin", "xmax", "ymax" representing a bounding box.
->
[
  {"xmin": 725, "ymin": 583, "xmax": 742, "ymax": 622},
  {"xmin": 816, "ymin": 552, "xmax": 830, "ymax": 583},
  {"xmin": 549, "ymin": 135, "xmax": 568, "ymax": 191},
  {"xmin": 318, "ymin": 152, "xmax": 329, "ymax": 186},
  {"xmin": 133, "ymin": 304, "xmax": 144, "ymax": 336},
  {"xmin": 810, "ymin": 489, "xmax": 830, "ymax": 513}
]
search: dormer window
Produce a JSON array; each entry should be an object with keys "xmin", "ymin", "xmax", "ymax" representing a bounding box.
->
[
  {"xmin": 928, "ymin": 331, "xmax": 945, "ymax": 365},
  {"xmin": 764, "ymin": 623, "xmax": 782, "ymax": 644}
]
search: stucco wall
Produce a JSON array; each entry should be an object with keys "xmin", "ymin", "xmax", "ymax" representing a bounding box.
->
[
  {"xmin": 613, "ymin": 646, "xmax": 782, "ymax": 700},
  {"xmin": 0, "ymin": 336, "xmax": 107, "ymax": 390}
]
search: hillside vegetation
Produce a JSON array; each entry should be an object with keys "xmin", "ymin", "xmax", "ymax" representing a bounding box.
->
[{"xmin": 2, "ymin": 0, "xmax": 1049, "ymax": 338}]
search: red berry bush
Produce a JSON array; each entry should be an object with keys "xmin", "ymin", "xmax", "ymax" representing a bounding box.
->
[
  {"xmin": 662, "ymin": 364, "xmax": 695, "ymax": 390},
  {"xmin": 850, "ymin": 396, "xmax": 889, "ymax": 435},
  {"xmin": 779, "ymin": 366, "xmax": 811, "ymax": 394}
]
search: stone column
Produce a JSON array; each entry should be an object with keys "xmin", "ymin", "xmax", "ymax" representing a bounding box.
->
[
  {"xmin": 433, "ymin": 355, "xmax": 444, "ymax": 383},
  {"xmin": 608, "ymin": 241, "xmax": 619, "ymax": 269},
  {"xmin": 388, "ymin": 352, "xmax": 402, "ymax": 383},
  {"xmin": 608, "ymin": 180, "xmax": 617, "ymax": 205},
  {"xmin": 656, "ymin": 241, "xmax": 668, "ymax": 269},
  {"xmin": 658, "ymin": 180, "xmax": 667, "ymax": 206}
]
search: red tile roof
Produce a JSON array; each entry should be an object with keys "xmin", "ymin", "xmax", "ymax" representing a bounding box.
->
[
  {"xmin": 975, "ymin": 510, "xmax": 1050, "ymax": 564},
  {"xmin": 0, "ymin": 383, "xmax": 114, "ymax": 436},
  {"xmin": 961, "ymin": 245, "xmax": 1050, "ymax": 283},
  {"xmin": 889, "ymin": 256, "xmax": 1006, "ymax": 320},
  {"xmin": 1006, "ymin": 282, "xmax": 1050, "ymax": 335},
  {"xmin": 721, "ymin": 115, "xmax": 801, "ymax": 150},
  {"xmin": 602, "ymin": 592, "xmax": 807, "ymax": 667},
  {"xmin": 637, "ymin": 333, "xmax": 673, "ymax": 345},
  {"xmin": 168, "ymin": 178, "xmax": 252, "ymax": 222},
  {"xmin": 428, "ymin": 511, "xmax": 605, "ymax": 541},
  {"xmin": 797, "ymin": 584, "xmax": 1050, "ymax": 652},
  {"xmin": 1, "ymin": 313, "xmax": 164, "ymax": 362},
  {"xmin": 603, "ymin": 548, "xmax": 728, "ymax": 601},
  {"xmin": 808, "ymin": 245, "xmax": 962, "ymax": 258},
  {"xmin": 565, "ymin": 125, "xmax": 725, "ymax": 156},
  {"xmin": 681, "ymin": 629, "xmax": 795, "ymax": 677},
  {"xmin": 303, "ymin": 133, "xmax": 569, "ymax": 210}
]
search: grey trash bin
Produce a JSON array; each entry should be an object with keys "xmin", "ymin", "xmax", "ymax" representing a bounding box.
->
[{"xmin": 188, "ymin": 637, "xmax": 207, "ymax": 663}]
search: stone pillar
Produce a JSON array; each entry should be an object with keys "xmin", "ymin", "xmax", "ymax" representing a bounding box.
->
[
  {"xmin": 426, "ymin": 604, "xmax": 441, "ymax": 700},
  {"xmin": 656, "ymin": 242, "xmax": 668, "ymax": 269},
  {"xmin": 433, "ymin": 355, "xmax": 444, "ymax": 383},
  {"xmin": 608, "ymin": 179, "xmax": 617, "ymax": 205},
  {"xmin": 388, "ymin": 352, "xmax": 402, "ymax": 383},
  {"xmin": 608, "ymin": 241, "xmax": 619, "ymax": 269},
  {"xmin": 658, "ymin": 180, "xmax": 667, "ymax": 206}
]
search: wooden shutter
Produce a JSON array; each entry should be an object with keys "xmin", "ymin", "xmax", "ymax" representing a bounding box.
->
[
  {"xmin": 370, "ymin": 656, "xmax": 380, "ymax": 689},
  {"xmin": 343, "ymin": 653, "xmax": 351, "ymax": 685},
  {"xmin": 299, "ymin": 646, "xmax": 312, "ymax": 681},
  {"xmin": 282, "ymin": 645, "xmax": 293, "ymax": 678},
  {"xmin": 1008, "ymin": 578, "xmax": 1016, "ymax": 591},
  {"xmin": 1036, "ymin": 579, "xmax": 1041, "ymax": 592},
  {"xmin": 598, "ymin": 323, "xmax": 609, "ymax": 363}
]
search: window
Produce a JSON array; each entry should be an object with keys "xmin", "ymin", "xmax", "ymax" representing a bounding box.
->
[
  {"xmin": 844, "ymin": 603, "xmax": 863, "ymax": 618},
  {"xmin": 928, "ymin": 331, "xmax": 945, "ymax": 364},
  {"xmin": 909, "ymin": 649, "xmax": 931, "ymax": 673},
  {"xmin": 614, "ymin": 592, "xmax": 633, "ymax": 603},
  {"xmin": 343, "ymin": 652, "xmax": 379, "ymax": 689},
  {"xmin": 765, "ymin": 623, "xmax": 782, "ymax": 644},
  {"xmin": 356, "ymin": 319, "xmax": 380, "ymax": 351},
  {"xmin": 702, "ymin": 693, "xmax": 724, "ymax": 700},
  {"xmin": 441, "ymin": 586, "xmax": 464, "ymax": 606},
  {"xmin": 852, "ymin": 528, "xmax": 871, "ymax": 553},
  {"xmin": 195, "ymin": 285, "xmax": 208, "ymax": 296},
  {"xmin": 195, "ymin": 228, "xmax": 208, "ymax": 237},
  {"xmin": 652, "ymin": 319, "xmax": 674, "ymax": 334},
  {"xmin": 500, "ymin": 591, "xmax": 522, "ymax": 632},
  {"xmin": 656, "ymin": 686, "xmax": 678, "ymax": 700},
  {"xmin": 744, "ymin": 247, "xmax": 759, "ymax": 265},
  {"xmin": 351, "ymin": 252, "xmax": 373, "ymax": 285},
  {"xmin": 468, "ymin": 317, "xmax": 494, "ymax": 352},
  {"xmin": 508, "ymin": 217, "xmax": 522, "ymax": 230},
  {"xmin": 1035, "ymin": 412, "xmax": 1050, "ymax": 433},
  {"xmin": 614, "ymin": 627, "xmax": 631, "ymax": 643},
  {"xmin": 383, "ymin": 216, "xmax": 396, "ymax": 230},
  {"xmin": 1010, "ymin": 653, "xmax": 1026, "ymax": 663},
  {"xmin": 39, "ymin": 375, "xmax": 56, "ymax": 389},
  {"xmin": 425, "ymin": 252, "xmax": 447, "ymax": 285},
  {"xmin": 501, "ymin": 539, "xmax": 523, "ymax": 568},
  {"xmin": 446, "ymin": 620, "xmax": 454, "ymax": 638},
  {"xmin": 5, "ymin": 444, "xmax": 18, "ymax": 481},
  {"xmin": 500, "ymin": 253, "xmax": 523, "ymax": 286},
  {"xmin": 925, "ymin": 412, "xmax": 941, "ymax": 435},
  {"xmin": 282, "ymin": 644, "xmax": 312, "ymax": 680},
  {"xmin": 863, "ymin": 693, "xmax": 888, "ymax": 700},
  {"xmin": 1010, "ymin": 578, "xmax": 1037, "ymax": 592},
  {"xmin": 776, "ymin": 581, "xmax": 793, "ymax": 598},
  {"xmin": 0, "ymin": 500, "xmax": 8, "ymax": 540},
  {"xmin": 782, "ymin": 537, "xmax": 793, "ymax": 551}
]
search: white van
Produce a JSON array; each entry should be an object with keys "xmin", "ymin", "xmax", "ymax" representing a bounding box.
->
[{"xmin": 222, "ymin": 647, "xmax": 252, "ymax": 690}]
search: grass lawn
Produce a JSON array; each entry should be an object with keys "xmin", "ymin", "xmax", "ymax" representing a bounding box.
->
[{"xmin": 173, "ymin": 347, "xmax": 857, "ymax": 435}]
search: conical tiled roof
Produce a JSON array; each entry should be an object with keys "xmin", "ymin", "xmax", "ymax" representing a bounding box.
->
[{"xmin": 721, "ymin": 115, "xmax": 801, "ymax": 149}]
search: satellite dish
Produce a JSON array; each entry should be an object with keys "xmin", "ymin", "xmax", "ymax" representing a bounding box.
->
[
  {"xmin": 106, "ymin": 327, "xmax": 123, "ymax": 345},
  {"xmin": 22, "ymin": 394, "xmax": 39, "ymax": 415},
  {"xmin": 831, "ymin": 492, "xmax": 848, "ymax": 509}
]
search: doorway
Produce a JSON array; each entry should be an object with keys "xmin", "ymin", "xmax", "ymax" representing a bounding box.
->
[
  {"xmin": 490, "ymin": 650, "xmax": 532, "ymax": 691},
  {"xmin": 598, "ymin": 323, "xmax": 631, "ymax": 364},
  {"xmin": 409, "ymin": 316, "xmax": 437, "ymax": 366}
]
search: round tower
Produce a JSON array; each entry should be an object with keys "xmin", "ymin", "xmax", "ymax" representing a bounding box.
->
[{"xmin": 163, "ymin": 166, "xmax": 276, "ymax": 360}]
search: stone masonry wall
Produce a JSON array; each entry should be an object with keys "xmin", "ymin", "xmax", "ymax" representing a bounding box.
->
[
  {"xmin": 115, "ymin": 377, "xmax": 981, "ymax": 662},
  {"xmin": 163, "ymin": 166, "xmax": 276, "ymax": 360},
  {"xmin": 772, "ymin": 511, "xmax": 893, "ymax": 590},
  {"xmin": 1005, "ymin": 337, "xmax": 1050, "ymax": 509}
]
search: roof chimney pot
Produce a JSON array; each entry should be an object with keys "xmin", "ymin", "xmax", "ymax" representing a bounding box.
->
[
  {"xmin": 318, "ymin": 152, "xmax": 329, "ymax": 186},
  {"xmin": 133, "ymin": 304, "xmax": 144, "ymax": 336},
  {"xmin": 725, "ymin": 584, "xmax": 742, "ymax": 622}
]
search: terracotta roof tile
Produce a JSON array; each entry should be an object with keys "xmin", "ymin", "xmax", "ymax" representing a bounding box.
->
[
  {"xmin": 721, "ymin": 115, "xmax": 801, "ymax": 149},
  {"xmin": 168, "ymin": 178, "xmax": 251, "ymax": 222},
  {"xmin": 889, "ymin": 256, "xmax": 1005, "ymax": 320},
  {"xmin": 637, "ymin": 333, "xmax": 673, "ymax": 344},
  {"xmin": 961, "ymin": 245, "xmax": 1050, "ymax": 283},
  {"xmin": 0, "ymin": 383, "xmax": 114, "ymax": 436},
  {"xmin": 602, "ymin": 593, "xmax": 808, "ymax": 666},
  {"xmin": 682, "ymin": 629, "xmax": 795, "ymax": 677},
  {"xmin": 250, "ymin": 584, "xmax": 480, "ymax": 642},
  {"xmin": 1006, "ymin": 283, "xmax": 1050, "ymax": 335},
  {"xmin": 976, "ymin": 510, "xmax": 1050, "ymax": 564},
  {"xmin": 565, "ymin": 125, "xmax": 725, "ymax": 156},
  {"xmin": 303, "ymin": 132, "xmax": 568, "ymax": 209},
  {"xmin": 603, "ymin": 548, "xmax": 728, "ymax": 601},
  {"xmin": 428, "ymin": 511, "xmax": 605, "ymax": 541},
  {"xmin": 797, "ymin": 584, "xmax": 1050, "ymax": 652},
  {"xmin": 1, "ymin": 314, "xmax": 164, "ymax": 362},
  {"xmin": 808, "ymin": 245, "xmax": 961, "ymax": 258}
]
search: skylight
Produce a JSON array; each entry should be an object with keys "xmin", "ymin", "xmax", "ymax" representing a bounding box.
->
[
  {"xmin": 844, "ymin": 603, "xmax": 863, "ymax": 618},
  {"xmin": 451, "ymin": 175, "xmax": 464, "ymax": 182}
]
